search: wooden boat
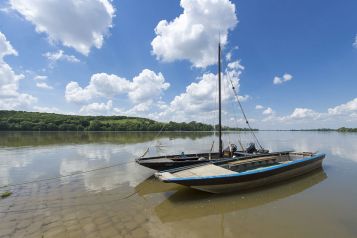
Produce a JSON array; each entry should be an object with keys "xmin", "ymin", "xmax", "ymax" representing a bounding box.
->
[
  {"xmin": 155, "ymin": 152, "xmax": 325, "ymax": 193},
  {"xmin": 136, "ymin": 42, "xmax": 270, "ymax": 171},
  {"xmin": 135, "ymin": 147, "xmax": 269, "ymax": 171}
]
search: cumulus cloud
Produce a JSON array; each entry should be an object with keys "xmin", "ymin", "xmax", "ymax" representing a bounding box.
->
[
  {"xmin": 227, "ymin": 60, "xmax": 244, "ymax": 70},
  {"xmin": 10, "ymin": 0, "xmax": 115, "ymax": 55},
  {"xmin": 255, "ymin": 105, "xmax": 264, "ymax": 110},
  {"xmin": 273, "ymin": 73, "xmax": 293, "ymax": 85},
  {"xmin": 157, "ymin": 63, "xmax": 242, "ymax": 122},
  {"xmin": 151, "ymin": 0, "xmax": 238, "ymax": 68},
  {"xmin": 0, "ymin": 32, "xmax": 37, "ymax": 109},
  {"xmin": 43, "ymin": 50, "xmax": 80, "ymax": 67},
  {"xmin": 65, "ymin": 73, "xmax": 130, "ymax": 103},
  {"xmin": 289, "ymin": 108, "xmax": 320, "ymax": 120},
  {"xmin": 36, "ymin": 82, "xmax": 53, "ymax": 89},
  {"xmin": 65, "ymin": 69, "xmax": 170, "ymax": 105},
  {"xmin": 122, "ymin": 101, "xmax": 154, "ymax": 117},
  {"xmin": 353, "ymin": 34, "xmax": 357, "ymax": 49},
  {"xmin": 256, "ymin": 99, "xmax": 357, "ymax": 128},
  {"xmin": 328, "ymin": 98, "xmax": 357, "ymax": 115},
  {"xmin": 128, "ymin": 70, "xmax": 169, "ymax": 103},
  {"xmin": 238, "ymin": 94, "xmax": 250, "ymax": 102},
  {"xmin": 0, "ymin": 94, "xmax": 37, "ymax": 110},
  {"xmin": 80, "ymin": 100, "xmax": 113, "ymax": 115},
  {"xmin": 262, "ymin": 107, "xmax": 274, "ymax": 115},
  {"xmin": 34, "ymin": 75, "xmax": 53, "ymax": 89},
  {"xmin": 0, "ymin": 32, "xmax": 17, "ymax": 59},
  {"xmin": 262, "ymin": 107, "xmax": 321, "ymax": 124}
]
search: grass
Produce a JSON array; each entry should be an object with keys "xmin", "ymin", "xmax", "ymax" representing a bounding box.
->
[{"xmin": 1, "ymin": 191, "xmax": 12, "ymax": 199}]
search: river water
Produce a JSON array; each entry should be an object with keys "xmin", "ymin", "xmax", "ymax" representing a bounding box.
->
[{"xmin": 0, "ymin": 131, "xmax": 356, "ymax": 238}]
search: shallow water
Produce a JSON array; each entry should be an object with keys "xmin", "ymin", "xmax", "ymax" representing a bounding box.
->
[{"xmin": 0, "ymin": 131, "xmax": 356, "ymax": 238}]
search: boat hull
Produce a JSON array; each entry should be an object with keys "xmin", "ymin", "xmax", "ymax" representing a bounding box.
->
[
  {"xmin": 159, "ymin": 154, "xmax": 325, "ymax": 193},
  {"xmin": 136, "ymin": 159, "xmax": 213, "ymax": 171},
  {"xmin": 192, "ymin": 158, "xmax": 323, "ymax": 193}
]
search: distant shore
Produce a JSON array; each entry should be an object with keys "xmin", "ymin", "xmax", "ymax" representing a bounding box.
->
[
  {"xmin": 1, "ymin": 110, "xmax": 356, "ymax": 132},
  {"xmin": 0, "ymin": 110, "xmax": 255, "ymax": 132}
]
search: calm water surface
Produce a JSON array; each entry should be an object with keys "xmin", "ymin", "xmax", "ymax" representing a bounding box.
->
[{"xmin": 0, "ymin": 131, "xmax": 356, "ymax": 238}]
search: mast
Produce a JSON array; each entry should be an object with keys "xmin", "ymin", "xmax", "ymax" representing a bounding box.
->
[{"xmin": 218, "ymin": 42, "xmax": 223, "ymax": 156}]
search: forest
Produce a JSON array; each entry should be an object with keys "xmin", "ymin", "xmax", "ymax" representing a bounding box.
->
[{"xmin": 0, "ymin": 111, "xmax": 255, "ymax": 132}]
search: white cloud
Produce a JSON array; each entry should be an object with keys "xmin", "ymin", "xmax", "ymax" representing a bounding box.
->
[
  {"xmin": 151, "ymin": 0, "xmax": 238, "ymax": 68},
  {"xmin": 10, "ymin": 0, "xmax": 115, "ymax": 55},
  {"xmin": 273, "ymin": 76, "xmax": 282, "ymax": 85},
  {"xmin": 0, "ymin": 32, "xmax": 37, "ymax": 109},
  {"xmin": 65, "ymin": 74, "xmax": 130, "ymax": 103},
  {"xmin": 289, "ymin": 108, "xmax": 320, "ymax": 120},
  {"xmin": 36, "ymin": 82, "xmax": 53, "ymax": 89},
  {"xmin": 65, "ymin": 81, "xmax": 95, "ymax": 103},
  {"xmin": 157, "ymin": 64, "xmax": 242, "ymax": 122},
  {"xmin": 255, "ymin": 105, "xmax": 264, "ymax": 110},
  {"xmin": 253, "ymin": 99, "xmax": 357, "ymax": 129},
  {"xmin": 226, "ymin": 52, "xmax": 232, "ymax": 61},
  {"xmin": 227, "ymin": 60, "xmax": 244, "ymax": 70},
  {"xmin": 262, "ymin": 107, "xmax": 274, "ymax": 115},
  {"xmin": 0, "ymin": 93, "xmax": 37, "ymax": 110},
  {"xmin": 128, "ymin": 69, "xmax": 169, "ymax": 103},
  {"xmin": 273, "ymin": 73, "xmax": 293, "ymax": 85},
  {"xmin": 34, "ymin": 75, "xmax": 53, "ymax": 89},
  {"xmin": 123, "ymin": 101, "xmax": 154, "ymax": 116},
  {"xmin": 262, "ymin": 107, "xmax": 321, "ymax": 125},
  {"xmin": 283, "ymin": 73, "xmax": 293, "ymax": 81},
  {"xmin": 33, "ymin": 106, "xmax": 60, "ymax": 113},
  {"xmin": 43, "ymin": 50, "xmax": 80, "ymax": 67},
  {"xmin": 80, "ymin": 100, "xmax": 113, "ymax": 115},
  {"xmin": 238, "ymin": 94, "xmax": 250, "ymax": 102},
  {"xmin": 328, "ymin": 98, "xmax": 357, "ymax": 115},
  {"xmin": 65, "ymin": 69, "xmax": 169, "ymax": 104},
  {"xmin": 0, "ymin": 31, "xmax": 17, "ymax": 59},
  {"xmin": 33, "ymin": 75, "xmax": 47, "ymax": 81},
  {"xmin": 353, "ymin": 34, "xmax": 357, "ymax": 49}
]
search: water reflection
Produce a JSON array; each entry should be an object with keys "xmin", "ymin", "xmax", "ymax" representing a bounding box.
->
[
  {"xmin": 135, "ymin": 175, "xmax": 181, "ymax": 196},
  {"xmin": 154, "ymin": 169, "xmax": 327, "ymax": 222},
  {"xmin": 0, "ymin": 131, "xmax": 214, "ymax": 148}
]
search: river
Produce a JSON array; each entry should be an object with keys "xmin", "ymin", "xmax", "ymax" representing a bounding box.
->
[{"xmin": 0, "ymin": 131, "xmax": 356, "ymax": 238}]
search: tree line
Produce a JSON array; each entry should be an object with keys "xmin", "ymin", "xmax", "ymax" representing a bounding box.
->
[{"xmin": 0, "ymin": 111, "xmax": 255, "ymax": 132}]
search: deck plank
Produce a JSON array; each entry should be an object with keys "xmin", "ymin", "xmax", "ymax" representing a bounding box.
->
[{"xmin": 174, "ymin": 164, "xmax": 237, "ymax": 178}]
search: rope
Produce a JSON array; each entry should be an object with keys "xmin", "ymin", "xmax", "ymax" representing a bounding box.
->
[
  {"xmin": 223, "ymin": 70, "xmax": 245, "ymax": 148},
  {"xmin": 226, "ymin": 71, "xmax": 264, "ymax": 150}
]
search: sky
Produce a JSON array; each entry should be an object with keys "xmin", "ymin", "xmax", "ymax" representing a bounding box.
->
[{"xmin": 0, "ymin": 0, "xmax": 357, "ymax": 129}]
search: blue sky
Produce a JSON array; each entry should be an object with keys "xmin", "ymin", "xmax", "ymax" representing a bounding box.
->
[{"xmin": 0, "ymin": 0, "xmax": 357, "ymax": 129}]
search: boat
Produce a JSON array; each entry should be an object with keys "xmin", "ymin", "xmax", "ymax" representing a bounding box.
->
[
  {"xmin": 153, "ymin": 43, "xmax": 326, "ymax": 193},
  {"xmin": 135, "ymin": 148, "xmax": 270, "ymax": 171},
  {"xmin": 155, "ymin": 151, "xmax": 325, "ymax": 193},
  {"xmin": 136, "ymin": 42, "xmax": 269, "ymax": 171}
]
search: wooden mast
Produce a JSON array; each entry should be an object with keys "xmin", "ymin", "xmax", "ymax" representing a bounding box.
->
[{"xmin": 218, "ymin": 42, "xmax": 223, "ymax": 157}]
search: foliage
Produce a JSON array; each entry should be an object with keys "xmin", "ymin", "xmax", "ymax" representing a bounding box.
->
[
  {"xmin": 0, "ymin": 110, "xmax": 253, "ymax": 132},
  {"xmin": 337, "ymin": 127, "xmax": 357, "ymax": 132}
]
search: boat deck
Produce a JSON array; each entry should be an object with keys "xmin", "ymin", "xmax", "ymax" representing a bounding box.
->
[{"xmin": 159, "ymin": 164, "xmax": 237, "ymax": 180}]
